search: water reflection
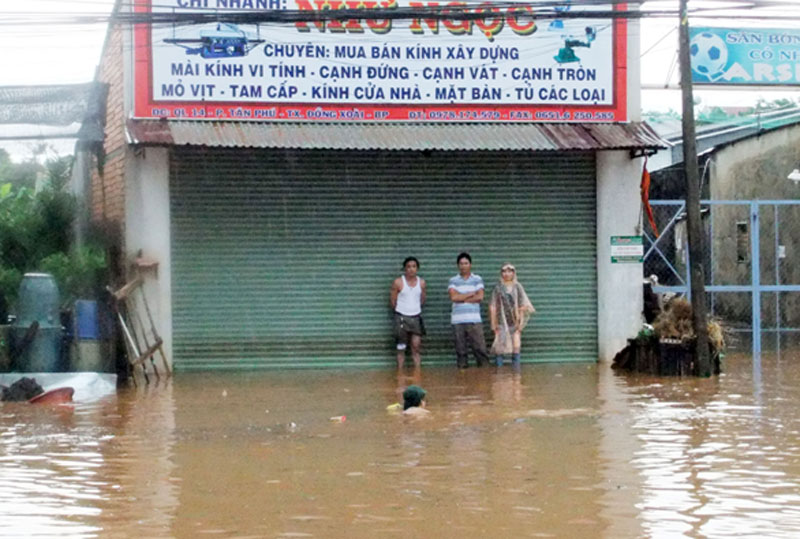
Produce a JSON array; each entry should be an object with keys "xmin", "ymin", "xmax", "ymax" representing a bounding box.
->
[
  {"xmin": 611, "ymin": 352, "xmax": 800, "ymax": 538},
  {"xmin": 0, "ymin": 380, "xmax": 178, "ymax": 538},
  {"xmin": 1, "ymin": 352, "xmax": 800, "ymax": 537},
  {"xmin": 95, "ymin": 381, "xmax": 179, "ymax": 536},
  {"xmin": 0, "ymin": 402, "xmax": 102, "ymax": 538}
]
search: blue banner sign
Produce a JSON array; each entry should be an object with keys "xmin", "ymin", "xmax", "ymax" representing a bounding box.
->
[{"xmin": 689, "ymin": 27, "xmax": 800, "ymax": 86}]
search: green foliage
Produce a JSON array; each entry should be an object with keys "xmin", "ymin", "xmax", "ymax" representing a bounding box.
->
[
  {"xmin": 0, "ymin": 145, "xmax": 72, "ymax": 192},
  {"xmin": 0, "ymin": 149, "xmax": 41, "ymax": 191},
  {"xmin": 686, "ymin": 98, "xmax": 800, "ymax": 128},
  {"xmin": 34, "ymin": 180, "xmax": 76, "ymax": 256},
  {"xmin": 39, "ymin": 246, "xmax": 107, "ymax": 306},
  {"xmin": 42, "ymin": 156, "xmax": 72, "ymax": 192},
  {"xmin": 643, "ymin": 109, "xmax": 681, "ymax": 122},
  {"xmin": 0, "ymin": 155, "xmax": 107, "ymax": 307},
  {"xmin": 750, "ymin": 97, "xmax": 797, "ymax": 113},
  {"xmin": 650, "ymin": 99, "xmax": 799, "ymax": 126},
  {"xmin": 0, "ymin": 184, "xmax": 39, "ymax": 272},
  {"xmin": 0, "ymin": 266, "xmax": 22, "ymax": 307}
]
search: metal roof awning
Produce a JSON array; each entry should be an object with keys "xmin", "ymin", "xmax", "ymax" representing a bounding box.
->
[{"xmin": 126, "ymin": 119, "xmax": 667, "ymax": 152}]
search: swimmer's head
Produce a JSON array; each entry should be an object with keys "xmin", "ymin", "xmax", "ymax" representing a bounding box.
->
[{"xmin": 403, "ymin": 385, "xmax": 427, "ymax": 410}]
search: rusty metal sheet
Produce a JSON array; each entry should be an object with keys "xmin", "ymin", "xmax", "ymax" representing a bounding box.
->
[{"xmin": 126, "ymin": 120, "xmax": 667, "ymax": 152}]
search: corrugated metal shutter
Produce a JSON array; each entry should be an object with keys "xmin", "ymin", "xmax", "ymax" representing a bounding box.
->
[{"xmin": 170, "ymin": 148, "xmax": 596, "ymax": 369}]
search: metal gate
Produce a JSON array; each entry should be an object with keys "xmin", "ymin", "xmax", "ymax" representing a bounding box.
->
[
  {"xmin": 170, "ymin": 147, "xmax": 598, "ymax": 369},
  {"xmin": 644, "ymin": 199, "xmax": 800, "ymax": 356}
]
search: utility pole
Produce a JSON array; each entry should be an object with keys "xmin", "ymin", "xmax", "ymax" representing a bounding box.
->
[{"xmin": 678, "ymin": 0, "xmax": 711, "ymax": 376}]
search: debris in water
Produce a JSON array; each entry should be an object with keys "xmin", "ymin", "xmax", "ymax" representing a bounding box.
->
[
  {"xmin": 1, "ymin": 377, "xmax": 43, "ymax": 402},
  {"xmin": 522, "ymin": 408, "xmax": 596, "ymax": 418},
  {"xmin": 29, "ymin": 387, "xmax": 74, "ymax": 405}
]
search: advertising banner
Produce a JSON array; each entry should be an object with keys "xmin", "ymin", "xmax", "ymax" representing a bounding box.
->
[
  {"xmin": 133, "ymin": 0, "xmax": 628, "ymax": 122},
  {"xmin": 690, "ymin": 27, "xmax": 800, "ymax": 86}
]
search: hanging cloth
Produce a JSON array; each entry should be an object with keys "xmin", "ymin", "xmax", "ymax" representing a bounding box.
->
[{"xmin": 641, "ymin": 156, "xmax": 659, "ymax": 237}]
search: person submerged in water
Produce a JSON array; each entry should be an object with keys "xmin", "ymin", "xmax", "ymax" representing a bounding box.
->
[{"xmin": 402, "ymin": 385, "xmax": 430, "ymax": 417}]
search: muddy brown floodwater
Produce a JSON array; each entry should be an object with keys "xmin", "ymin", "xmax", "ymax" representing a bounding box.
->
[{"xmin": 2, "ymin": 351, "xmax": 800, "ymax": 538}]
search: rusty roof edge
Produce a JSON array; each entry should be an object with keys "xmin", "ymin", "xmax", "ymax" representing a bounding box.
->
[
  {"xmin": 582, "ymin": 122, "xmax": 667, "ymax": 150},
  {"xmin": 125, "ymin": 120, "xmax": 669, "ymax": 151},
  {"xmin": 126, "ymin": 117, "xmax": 174, "ymax": 145}
]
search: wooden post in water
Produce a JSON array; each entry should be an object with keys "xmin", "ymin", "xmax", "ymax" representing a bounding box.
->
[{"xmin": 678, "ymin": 0, "xmax": 711, "ymax": 376}]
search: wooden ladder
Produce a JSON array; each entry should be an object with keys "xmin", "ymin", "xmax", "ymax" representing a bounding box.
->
[{"xmin": 109, "ymin": 275, "xmax": 170, "ymax": 384}]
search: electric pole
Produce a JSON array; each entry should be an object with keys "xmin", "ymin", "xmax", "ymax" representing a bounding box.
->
[{"xmin": 678, "ymin": 0, "xmax": 711, "ymax": 376}]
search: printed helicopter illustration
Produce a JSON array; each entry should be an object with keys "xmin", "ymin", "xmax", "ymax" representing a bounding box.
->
[
  {"xmin": 548, "ymin": 0, "xmax": 571, "ymax": 31},
  {"xmin": 164, "ymin": 23, "xmax": 264, "ymax": 59}
]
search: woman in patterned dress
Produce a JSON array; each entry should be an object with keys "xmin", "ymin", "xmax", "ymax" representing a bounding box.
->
[{"xmin": 489, "ymin": 263, "xmax": 535, "ymax": 368}]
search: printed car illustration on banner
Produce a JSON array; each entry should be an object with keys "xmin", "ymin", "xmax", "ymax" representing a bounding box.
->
[{"xmin": 133, "ymin": 0, "xmax": 628, "ymax": 122}]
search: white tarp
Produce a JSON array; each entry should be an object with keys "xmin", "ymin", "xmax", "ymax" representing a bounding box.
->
[{"xmin": 0, "ymin": 372, "xmax": 117, "ymax": 402}]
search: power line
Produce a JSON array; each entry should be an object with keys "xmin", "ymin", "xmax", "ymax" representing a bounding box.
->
[
  {"xmin": 3, "ymin": 0, "xmax": 800, "ymax": 27},
  {"xmin": 0, "ymin": 0, "xmax": 781, "ymax": 25},
  {"xmin": 640, "ymin": 26, "xmax": 676, "ymax": 57}
]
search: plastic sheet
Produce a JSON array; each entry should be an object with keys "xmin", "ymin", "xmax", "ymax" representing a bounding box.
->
[{"xmin": 0, "ymin": 372, "xmax": 116, "ymax": 402}]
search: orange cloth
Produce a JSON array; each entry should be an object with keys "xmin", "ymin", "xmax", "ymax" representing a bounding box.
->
[{"xmin": 641, "ymin": 160, "xmax": 659, "ymax": 237}]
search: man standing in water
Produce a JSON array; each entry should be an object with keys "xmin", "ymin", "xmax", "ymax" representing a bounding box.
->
[
  {"xmin": 390, "ymin": 257, "xmax": 426, "ymax": 369},
  {"xmin": 448, "ymin": 252, "xmax": 489, "ymax": 368}
]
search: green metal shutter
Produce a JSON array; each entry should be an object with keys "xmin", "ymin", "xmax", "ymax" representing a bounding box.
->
[{"xmin": 170, "ymin": 148, "xmax": 596, "ymax": 369}]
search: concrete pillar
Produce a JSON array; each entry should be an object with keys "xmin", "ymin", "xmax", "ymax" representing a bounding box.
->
[
  {"xmin": 125, "ymin": 147, "xmax": 172, "ymax": 368},
  {"xmin": 70, "ymin": 147, "xmax": 92, "ymax": 248},
  {"xmin": 596, "ymin": 151, "xmax": 644, "ymax": 362}
]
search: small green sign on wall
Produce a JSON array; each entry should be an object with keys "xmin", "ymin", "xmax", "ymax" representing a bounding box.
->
[{"xmin": 611, "ymin": 236, "xmax": 643, "ymax": 263}]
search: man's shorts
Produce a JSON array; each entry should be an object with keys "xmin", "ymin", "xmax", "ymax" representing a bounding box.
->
[{"xmin": 394, "ymin": 313, "xmax": 425, "ymax": 350}]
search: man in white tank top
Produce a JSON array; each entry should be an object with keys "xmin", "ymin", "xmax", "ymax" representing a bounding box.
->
[{"xmin": 390, "ymin": 257, "xmax": 427, "ymax": 369}]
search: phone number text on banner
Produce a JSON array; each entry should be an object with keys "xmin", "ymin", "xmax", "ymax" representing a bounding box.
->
[{"xmin": 133, "ymin": 0, "xmax": 628, "ymax": 122}]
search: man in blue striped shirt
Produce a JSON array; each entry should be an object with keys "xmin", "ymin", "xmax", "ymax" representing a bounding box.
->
[{"xmin": 448, "ymin": 252, "xmax": 489, "ymax": 368}]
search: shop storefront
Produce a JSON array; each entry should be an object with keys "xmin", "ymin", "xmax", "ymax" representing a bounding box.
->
[{"xmin": 90, "ymin": 1, "xmax": 664, "ymax": 369}]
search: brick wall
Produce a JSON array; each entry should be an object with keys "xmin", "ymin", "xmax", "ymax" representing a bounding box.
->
[
  {"xmin": 91, "ymin": 23, "xmax": 126, "ymax": 226},
  {"xmin": 90, "ymin": 23, "xmax": 126, "ymax": 277}
]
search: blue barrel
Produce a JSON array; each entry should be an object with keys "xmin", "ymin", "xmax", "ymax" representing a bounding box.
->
[
  {"xmin": 71, "ymin": 299, "xmax": 113, "ymax": 372},
  {"xmin": 11, "ymin": 273, "xmax": 63, "ymax": 372},
  {"xmin": 75, "ymin": 300, "xmax": 99, "ymax": 340}
]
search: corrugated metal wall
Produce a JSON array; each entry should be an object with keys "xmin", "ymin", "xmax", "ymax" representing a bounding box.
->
[{"xmin": 170, "ymin": 148, "xmax": 597, "ymax": 369}]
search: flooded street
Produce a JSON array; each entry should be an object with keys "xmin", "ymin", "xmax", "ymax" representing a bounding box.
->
[{"xmin": 3, "ymin": 352, "xmax": 800, "ymax": 538}]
